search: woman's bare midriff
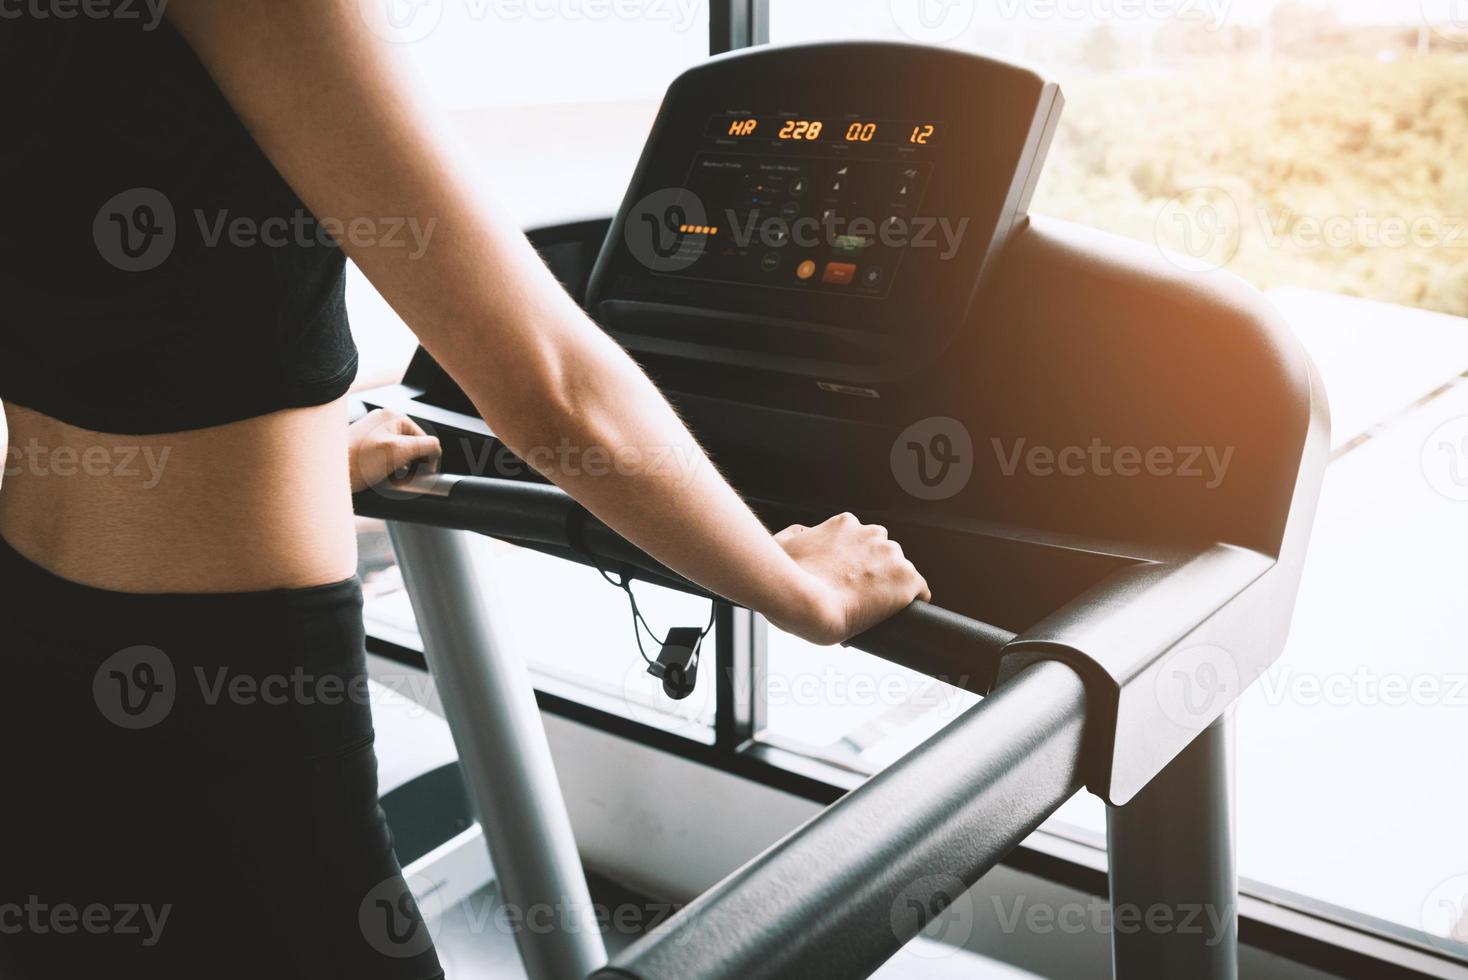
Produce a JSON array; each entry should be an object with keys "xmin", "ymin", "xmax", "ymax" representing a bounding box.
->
[{"xmin": 0, "ymin": 398, "xmax": 359, "ymax": 594}]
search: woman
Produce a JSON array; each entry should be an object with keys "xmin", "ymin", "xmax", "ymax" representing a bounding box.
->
[{"xmin": 0, "ymin": 2, "xmax": 928, "ymax": 977}]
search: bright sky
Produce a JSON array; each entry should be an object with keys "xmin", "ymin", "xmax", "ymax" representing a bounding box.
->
[
  {"xmin": 784, "ymin": 0, "xmax": 1439, "ymax": 32},
  {"xmin": 390, "ymin": 0, "xmax": 1446, "ymax": 110}
]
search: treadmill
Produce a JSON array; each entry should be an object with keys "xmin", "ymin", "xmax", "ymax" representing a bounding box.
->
[{"xmin": 355, "ymin": 41, "xmax": 1329, "ymax": 980}]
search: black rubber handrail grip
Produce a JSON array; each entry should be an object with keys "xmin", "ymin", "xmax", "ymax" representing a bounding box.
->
[{"xmin": 354, "ymin": 475, "xmax": 1014, "ymax": 692}]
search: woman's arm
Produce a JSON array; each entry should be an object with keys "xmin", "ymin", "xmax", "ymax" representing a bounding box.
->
[{"xmin": 165, "ymin": 0, "xmax": 927, "ymax": 645}]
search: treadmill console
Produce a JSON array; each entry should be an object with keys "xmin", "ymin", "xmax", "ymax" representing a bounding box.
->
[{"xmin": 587, "ymin": 42, "xmax": 1062, "ymax": 387}]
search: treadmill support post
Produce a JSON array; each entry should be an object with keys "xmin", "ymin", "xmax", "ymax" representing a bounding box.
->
[
  {"xmin": 1107, "ymin": 713, "xmax": 1238, "ymax": 980},
  {"xmin": 387, "ymin": 521, "xmax": 609, "ymax": 980}
]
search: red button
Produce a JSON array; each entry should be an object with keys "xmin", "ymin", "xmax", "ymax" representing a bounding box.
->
[{"xmin": 822, "ymin": 262, "xmax": 857, "ymax": 285}]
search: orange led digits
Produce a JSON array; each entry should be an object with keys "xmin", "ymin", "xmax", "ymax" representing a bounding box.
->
[
  {"xmin": 727, "ymin": 118, "xmax": 757, "ymax": 137},
  {"xmin": 778, "ymin": 120, "xmax": 824, "ymax": 141}
]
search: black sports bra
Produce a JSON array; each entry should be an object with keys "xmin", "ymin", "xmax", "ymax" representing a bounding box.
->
[{"xmin": 0, "ymin": 8, "xmax": 358, "ymax": 435}]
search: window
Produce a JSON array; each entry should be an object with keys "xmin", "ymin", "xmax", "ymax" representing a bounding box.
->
[
  {"xmin": 384, "ymin": 4, "xmax": 708, "ymax": 226},
  {"xmin": 769, "ymin": 0, "xmax": 1468, "ymax": 954},
  {"xmin": 761, "ymin": 635, "xmax": 979, "ymax": 772},
  {"xmin": 348, "ymin": 2, "xmax": 710, "ymax": 386}
]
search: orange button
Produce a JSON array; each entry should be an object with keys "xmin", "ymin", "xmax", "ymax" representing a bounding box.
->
[
  {"xmin": 822, "ymin": 262, "xmax": 857, "ymax": 285},
  {"xmin": 796, "ymin": 259, "xmax": 817, "ymax": 281}
]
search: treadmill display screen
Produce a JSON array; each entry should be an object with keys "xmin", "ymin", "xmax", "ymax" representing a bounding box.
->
[
  {"xmin": 588, "ymin": 44, "xmax": 1062, "ymax": 382},
  {"xmin": 646, "ymin": 111, "xmax": 948, "ymax": 299}
]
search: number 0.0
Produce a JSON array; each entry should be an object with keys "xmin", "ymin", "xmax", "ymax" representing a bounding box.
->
[{"xmin": 845, "ymin": 122, "xmax": 877, "ymax": 143}]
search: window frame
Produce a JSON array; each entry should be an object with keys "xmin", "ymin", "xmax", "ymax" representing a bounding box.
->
[{"xmin": 361, "ymin": 5, "xmax": 1468, "ymax": 976}]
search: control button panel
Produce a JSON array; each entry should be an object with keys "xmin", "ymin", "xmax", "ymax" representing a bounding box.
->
[{"xmin": 662, "ymin": 150, "xmax": 933, "ymax": 299}]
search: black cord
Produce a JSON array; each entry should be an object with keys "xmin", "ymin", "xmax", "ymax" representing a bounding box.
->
[
  {"xmin": 616, "ymin": 570, "xmax": 716, "ymax": 668},
  {"xmin": 567, "ymin": 504, "xmax": 716, "ymax": 667}
]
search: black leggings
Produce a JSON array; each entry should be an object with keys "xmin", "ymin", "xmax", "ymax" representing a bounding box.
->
[{"xmin": 0, "ymin": 535, "xmax": 444, "ymax": 979}]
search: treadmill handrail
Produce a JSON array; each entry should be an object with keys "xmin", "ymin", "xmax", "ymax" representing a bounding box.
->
[
  {"xmin": 590, "ymin": 659, "xmax": 1089, "ymax": 980},
  {"xmin": 353, "ymin": 473, "xmax": 1017, "ymax": 691},
  {"xmin": 354, "ymin": 473, "xmax": 1281, "ymax": 803}
]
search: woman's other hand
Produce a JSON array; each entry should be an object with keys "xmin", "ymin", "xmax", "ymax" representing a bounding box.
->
[{"xmin": 347, "ymin": 409, "xmax": 441, "ymax": 494}]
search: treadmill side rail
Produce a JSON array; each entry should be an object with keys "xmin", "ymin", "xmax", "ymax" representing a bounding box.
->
[
  {"xmin": 591, "ymin": 659, "xmax": 1089, "ymax": 980},
  {"xmin": 997, "ymin": 543, "xmax": 1275, "ymax": 805},
  {"xmin": 387, "ymin": 521, "xmax": 610, "ymax": 980}
]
